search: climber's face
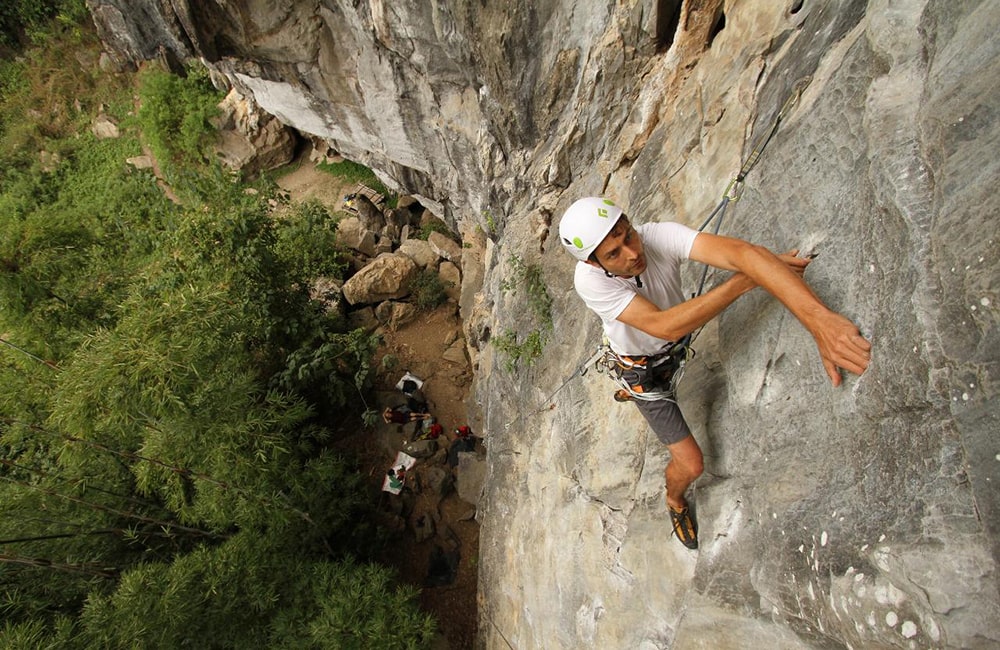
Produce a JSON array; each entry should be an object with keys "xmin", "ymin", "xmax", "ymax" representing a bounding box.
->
[{"xmin": 589, "ymin": 216, "xmax": 646, "ymax": 278}]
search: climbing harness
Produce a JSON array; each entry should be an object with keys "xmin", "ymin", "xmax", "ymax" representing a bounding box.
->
[{"xmin": 592, "ymin": 335, "xmax": 694, "ymax": 403}]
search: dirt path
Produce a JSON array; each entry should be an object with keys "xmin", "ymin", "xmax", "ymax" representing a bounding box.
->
[
  {"xmin": 274, "ymin": 157, "xmax": 351, "ymax": 206},
  {"xmin": 278, "ymin": 158, "xmax": 479, "ymax": 649}
]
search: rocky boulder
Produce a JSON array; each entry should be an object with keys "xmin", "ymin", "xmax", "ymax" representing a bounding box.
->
[
  {"xmin": 352, "ymin": 193, "xmax": 386, "ymax": 233},
  {"xmin": 212, "ymin": 88, "xmax": 296, "ymax": 178},
  {"xmin": 336, "ymin": 217, "xmax": 377, "ymax": 257},
  {"xmin": 438, "ymin": 260, "xmax": 461, "ymax": 301},
  {"xmin": 455, "ymin": 452, "xmax": 486, "ymax": 507},
  {"xmin": 427, "ymin": 231, "xmax": 462, "ymax": 265},
  {"xmin": 341, "ymin": 253, "xmax": 417, "ymax": 305},
  {"xmin": 91, "ymin": 113, "xmax": 119, "ymax": 139},
  {"xmin": 374, "ymin": 300, "xmax": 418, "ymax": 330},
  {"xmin": 346, "ymin": 306, "xmax": 379, "ymax": 333},
  {"xmin": 309, "ymin": 277, "xmax": 345, "ymax": 315},
  {"xmin": 397, "ymin": 238, "xmax": 440, "ymax": 269}
]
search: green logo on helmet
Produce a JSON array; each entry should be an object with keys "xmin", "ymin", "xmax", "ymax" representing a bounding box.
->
[
  {"xmin": 597, "ymin": 208, "xmax": 608, "ymax": 218},
  {"xmin": 603, "ymin": 199, "xmax": 615, "ymax": 206},
  {"xmin": 573, "ymin": 236, "xmax": 584, "ymax": 249}
]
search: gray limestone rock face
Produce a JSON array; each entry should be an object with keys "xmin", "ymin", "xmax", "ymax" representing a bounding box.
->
[{"xmin": 87, "ymin": 0, "xmax": 1000, "ymax": 647}]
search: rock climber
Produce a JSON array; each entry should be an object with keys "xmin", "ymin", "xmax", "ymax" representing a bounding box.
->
[{"xmin": 559, "ymin": 197, "xmax": 872, "ymax": 549}]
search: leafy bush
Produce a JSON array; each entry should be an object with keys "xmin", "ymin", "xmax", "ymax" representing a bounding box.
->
[
  {"xmin": 1, "ymin": 0, "xmax": 87, "ymax": 50},
  {"xmin": 1, "ymin": 29, "xmax": 433, "ymax": 642},
  {"xmin": 274, "ymin": 199, "xmax": 348, "ymax": 281},
  {"xmin": 491, "ymin": 328, "xmax": 546, "ymax": 372},
  {"xmin": 409, "ymin": 268, "xmax": 449, "ymax": 310},
  {"xmin": 318, "ymin": 158, "xmax": 386, "ymax": 191},
  {"xmin": 493, "ymin": 255, "xmax": 553, "ymax": 370},
  {"xmin": 77, "ymin": 534, "xmax": 437, "ymax": 650},
  {"xmin": 136, "ymin": 63, "xmax": 223, "ymax": 174},
  {"xmin": 417, "ymin": 219, "xmax": 455, "ymax": 241},
  {"xmin": 500, "ymin": 254, "xmax": 552, "ymax": 327}
]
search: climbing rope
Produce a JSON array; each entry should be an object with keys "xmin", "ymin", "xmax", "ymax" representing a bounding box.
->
[
  {"xmin": 692, "ymin": 75, "xmax": 811, "ymax": 299},
  {"xmin": 508, "ymin": 78, "xmax": 810, "ymax": 425}
]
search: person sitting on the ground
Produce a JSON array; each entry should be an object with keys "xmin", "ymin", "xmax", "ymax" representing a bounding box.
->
[
  {"xmin": 447, "ymin": 429, "xmax": 477, "ymax": 468},
  {"xmin": 411, "ymin": 418, "xmax": 444, "ymax": 443},
  {"xmin": 424, "ymin": 422, "xmax": 444, "ymax": 439},
  {"xmin": 400, "ymin": 378, "xmax": 429, "ymax": 413}
]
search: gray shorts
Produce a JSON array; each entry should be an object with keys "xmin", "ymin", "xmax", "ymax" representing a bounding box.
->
[
  {"xmin": 633, "ymin": 397, "xmax": 691, "ymax": 445},
  {"xmin": 619, "ymin": 357, "xmax": 691, "ymax": 445}
]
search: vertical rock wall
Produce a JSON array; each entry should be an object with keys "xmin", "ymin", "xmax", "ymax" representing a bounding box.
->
[{"xmin": 86, "ymin": 0, "xmax": 1000, "ymax": 647}]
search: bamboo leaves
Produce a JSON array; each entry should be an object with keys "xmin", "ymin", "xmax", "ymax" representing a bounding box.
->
[{"xmin": 1, "ymin": 35, "xmax": 434, "ymax": 647}]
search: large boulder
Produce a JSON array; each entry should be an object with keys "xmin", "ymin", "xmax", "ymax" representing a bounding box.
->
[
  {"xmin": 438, "ymin": 260, "xmax": 461, "ymax": 301},
  {"xmin": 336, "ymin": 217, "xmax": 378, "ymax": 257},
  {"xmin": 374, "ymin": 300, "xmax": 418, "ymax": 330},
  {"xmin": 352, "ymin": 193, "xmax": 386, "ymax": 232},
  {"xmin": 397, "ymin": 238, "xmax": 440, "ymax": 269},
  {"xmin": 341, "ymin": 253, "xmax": 418, "ymax": 305},
  {"xmin": 427, "ymin": 231, "xmax": 462, "ymax": 264},
  {"xmin": 346, "ymin": 306, "xmax": 379, "ymax": 333},
  {"xmin": 212, "ymin": 88, "xmax": 296, "ymax": 178},
  {"xmin": 91, "ymin": 113, "xmax": 119, "ymax": 139},
  {"xmin": 309, "ymin": 277, "xmax": 345, "ymax": 315},
  {"xmin": 456, "ymin": 451, "xmax": 486, "ymax": 507}
]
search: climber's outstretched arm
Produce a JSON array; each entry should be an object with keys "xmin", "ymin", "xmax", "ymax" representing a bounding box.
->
[{"xmin": 688, "ymin": 232, "xmax": 871, "ymax": 385}]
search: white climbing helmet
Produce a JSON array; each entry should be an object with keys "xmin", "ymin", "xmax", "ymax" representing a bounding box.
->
[{"xmin": 558, "ymin": 197, "xmax": 624, "ymax": 261}]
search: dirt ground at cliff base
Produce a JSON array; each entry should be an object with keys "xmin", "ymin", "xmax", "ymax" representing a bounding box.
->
[
  {"xmin": 278, "ymin": 160, "xmax": 479, "ymax": 649},
  {"xmin": 331, "ymin": 304, "xmax": 480, "ymax": 650}
]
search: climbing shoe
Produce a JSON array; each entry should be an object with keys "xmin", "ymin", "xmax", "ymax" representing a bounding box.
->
[
  {"xmin": 613, "ymin": 389, "xmax": 632, "ymax": 402},
  {"xmin": 669, "ymin": 504, "xmax": 698, "ymax": 550}
]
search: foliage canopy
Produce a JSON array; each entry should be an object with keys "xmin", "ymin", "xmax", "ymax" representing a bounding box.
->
[{"xmin": 0, "ymin": 13, "xmax": 436, "ymax": 649}]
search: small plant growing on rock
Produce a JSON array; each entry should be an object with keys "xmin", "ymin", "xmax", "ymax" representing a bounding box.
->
[
  {"xmin": 409, "ymin": 268, "xmax": 449, "ymax": 310},
  {"xmin": 483, "ymin": 210, "xmax": 497, "ymax": 237},
  {"xmin": 493, "ymin": 255, "xmax": 554, "ymax": 371},
  {"xmin": 418, "ymin": 218, "xmax": 455, "ymax": 241},
  {"xmin": 492, "ymin": 329, "xmax": 545, "ymax": 372}
]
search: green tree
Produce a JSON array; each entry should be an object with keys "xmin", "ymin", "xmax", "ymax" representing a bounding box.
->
[
  {"xmin": 0, "ymin": 0, "xmax": 87, "ymax": 50},
  {"xmin": 1, "ymin": 15, "xmax": 434, "ymax": 646},
  {"xmin": 77, "ymin": 535, "xmax": 435, "ymax": 649},
  {"xmin": 136, "ymin": 63, "xmax": 224, "ymax": 178}
]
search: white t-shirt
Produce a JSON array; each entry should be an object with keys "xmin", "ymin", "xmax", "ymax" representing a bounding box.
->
[{"xmin": 574, "ymin": 222, "xmax": 698, "ymax": 356}]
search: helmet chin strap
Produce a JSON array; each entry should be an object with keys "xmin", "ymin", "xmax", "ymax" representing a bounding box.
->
[{"xmin": 599, "ymin": 263, "xmax": 643, "ymax": 288}]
